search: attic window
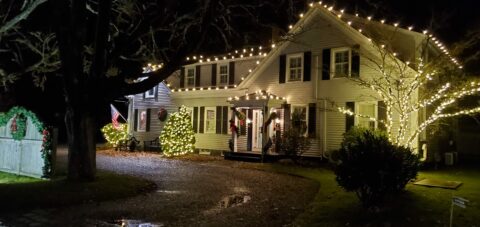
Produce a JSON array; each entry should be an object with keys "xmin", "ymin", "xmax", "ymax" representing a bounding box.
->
[
  {"xmin": 287, "ymin": 54, "xmax": 303, "ymax": 82},
  {"xmin": 331, "ymin": 47, "xmax": 351, "ymax": 78},
  {"xmin": 185, "ymin": 67, "xmax": 195, "ymax": 87},
  {"xmin": 218, "ymin": 64, "xmax": 229, "ymax": 85},
  {"xmin": 145, "ymin": 87, "xmax": 155, "ymax": 98}
]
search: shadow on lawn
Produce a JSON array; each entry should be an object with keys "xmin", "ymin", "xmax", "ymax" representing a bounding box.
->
[{"xmin": 0, "ymin": 171, "xmax": 156, "ymax": 212}]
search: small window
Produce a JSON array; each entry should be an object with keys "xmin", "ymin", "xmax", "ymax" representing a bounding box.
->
[
  {"xmin": 185, "ymin": 67, "xmax": 195, "ymax": 87},
  {"xmin": 185, "ymin": 107, "xmax": 194, "ymax": 125},
  {"xmin": 331, "ymin": 48, "xmax": 351, "ymax": 78},
  {"xmin": 137, "ymin": 110, "xmax": 147, "ymax": 132},
  {"xmin": 356, "ymin": 102, "xmax": 377, "ymax": 129},
  {"xmin": 145, "ymin": 87, "xmax": 155, "ymax": 98},
  {"xmin": 291, "ymin": 105, "xmax": 308, "ymax": 136},
  {"xmin": 287, "ymin": 54, "xmax": 303, "ymax": 82},
  {"xmin": 218, "ymin": 64, "xmax": 229, "ymax": 85},
  {"xmin": 205, "ymin": 107, "xmax": 216, "ymax": 133}
]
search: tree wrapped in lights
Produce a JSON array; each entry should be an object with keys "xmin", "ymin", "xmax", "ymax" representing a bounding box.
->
[
  {"xmin": 160, "ymin": 106, "xmax": 196, "ymax": 157},
  {"xmin": 338, "ymin": 34, "xmax": 480, "ymax": 149},
  {"xmin": 101, "ymin": 123, "xmax": 128, "ymax": 148}
]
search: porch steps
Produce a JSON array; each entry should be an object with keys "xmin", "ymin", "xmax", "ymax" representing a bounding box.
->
[{"xmin": 223, "ymin": 152, "xmax": 284, "ymax": 162}]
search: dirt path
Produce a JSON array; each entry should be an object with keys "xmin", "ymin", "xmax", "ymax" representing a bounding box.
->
[{"xmin": 2, "ymin": 149, "xmax": 318, "ymax": 226}]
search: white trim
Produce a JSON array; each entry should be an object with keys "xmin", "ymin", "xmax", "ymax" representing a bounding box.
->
[
  {"xmin": 137, "ymin": 109, "xmax": 147, "ymax": 132},
  {"xmin": 331, "ymin": 47, "xmax": 352, "ymax": 78},
  {"xmin": 204, "ymin": 107, "xmax": 216, "ymax": 134},
  {"xmin": 145, "ymin": 87, "xmax": 156, "ymax": 98},
  {"xmin": 287, "ymin": 53, "xmax": 304, "ymax": 82},
  {"xmin": 217, "ymin": 63, "xmax": 229, "ymax": 85},
  {"xmin": 354, "ymin": 101, "xmax": 378, "ymax": 129},
  {"xmin": 185, "ymin": 67, "xmax": 196, "ymax": 87}
]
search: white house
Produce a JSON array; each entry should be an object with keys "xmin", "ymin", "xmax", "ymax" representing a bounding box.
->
[{"xmin": 127, "ymin": 4, "xmax": 448, "ymax": 159}]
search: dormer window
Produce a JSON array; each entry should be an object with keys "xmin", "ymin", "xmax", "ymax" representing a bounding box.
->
[
  {"xmin": 186, "ymin": 67, "xmax": 195, "ymax": 87},
  {"xmin": 218, "ymin": 64, "xmax": 229, "ymax": 85},
  {"xmin": 331, "ymin": 47, "xmax": 352, "ymax": 78},
  {"xmin": 287, "ymin": 54, "xmax": 303, "ymax": 82}
]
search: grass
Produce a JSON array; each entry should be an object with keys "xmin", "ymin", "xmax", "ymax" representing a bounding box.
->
[
  {"xmin": 0, "ymin": 172, "xmax": 40, "ymax": 184},
  {"xmin": 0, "ymin": 171, "xmax": 156, "ymax": 212},
  {"xmin": 233, "ymin": 162, "xmax": 480, "ymax": 226}
]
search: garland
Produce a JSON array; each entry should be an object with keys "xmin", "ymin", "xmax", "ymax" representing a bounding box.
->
[{"xmin": 0, "ymin": 106, "xmax": 53, "ymax": 178}]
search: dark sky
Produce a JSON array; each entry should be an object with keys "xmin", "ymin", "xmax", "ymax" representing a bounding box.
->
[{"xmin": 319, "ymin": 0, "xmax": 479, "ymax": 43}]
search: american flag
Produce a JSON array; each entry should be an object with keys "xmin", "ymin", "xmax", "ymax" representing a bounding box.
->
[{"xmin": 110, "ymin": 104, "xmax": 121, "ymax": 129}]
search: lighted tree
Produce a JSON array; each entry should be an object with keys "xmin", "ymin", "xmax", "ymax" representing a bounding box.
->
[
  {"xmin": 337, "ymin": 32, "xmax": 480, "ymax": 149},
  {"xmin": 101, "ymin": 123, "xmax": 128, "ymax": 148},
  {"xmin": 160, "ymin": 106, "xmax": 195, "ymax": 157}
]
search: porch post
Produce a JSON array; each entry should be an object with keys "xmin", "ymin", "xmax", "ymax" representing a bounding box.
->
[
  {"xmin": 231, "ymin": 107, "xmax": 237, "ymax": 152},
  {"xmin": 261, "ymin": 105, "xmax": 269, "ymax": 162}
]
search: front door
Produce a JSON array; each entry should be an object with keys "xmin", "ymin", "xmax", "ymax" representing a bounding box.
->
[{"xmin": 251, "ymin": 109, "xmax": 263, "ymax": 152}]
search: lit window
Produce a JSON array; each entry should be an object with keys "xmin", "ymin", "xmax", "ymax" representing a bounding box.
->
[
  {"xmin": 205, "ymin": 107, "xmax": 216, "ymax": 133},
  {"xmin": 356, "ymin": 102, "xmax": 376, "ymax": 129},
  {"xmin": 331, "ymin": 48, "xmax": 351, "ymax": 78},
  {"xmin": 137, "ymin": 110, "xmax": 147, "ymax": 132},
  {"xmin": 287, "ymin": 54, "xmax": 303, "ymax": 82},
  {"xmin": 186, "ymin": 67, "xmax": 195, "ymax": 87},
  {"xmin": 218, "ymin": 64, "xmax": 229, "ymax": 85},
  {"xmin": 145, "ymin": 87, "xmax": 155, "ymax": 98}
]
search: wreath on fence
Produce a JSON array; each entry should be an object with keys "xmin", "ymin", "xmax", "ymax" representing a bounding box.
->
[
  {"xmin": 10, "ymin": 114, "xmax": 27, "ymax": 140},
  {"xmin": 158, "ymin": 108, "xmax": 168, "ymax": 122}
]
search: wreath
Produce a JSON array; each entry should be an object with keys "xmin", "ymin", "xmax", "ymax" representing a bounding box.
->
[
  {"xmin": 10, "ymin": 114, "xmax": 27, "ymax": 141},
  {"xmin": 158, "ymin": 108, "xmax": 168, "ymax": 121}
]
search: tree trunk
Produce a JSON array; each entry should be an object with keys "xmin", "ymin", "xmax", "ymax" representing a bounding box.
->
[{"xmin": 65, "ymin": 105, "xmax": 96, "ymax": 181}]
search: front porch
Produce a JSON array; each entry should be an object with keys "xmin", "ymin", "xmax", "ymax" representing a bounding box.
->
[{"xmin": 227, "ymin": 90, "xmax": 289, "ymax": 162}]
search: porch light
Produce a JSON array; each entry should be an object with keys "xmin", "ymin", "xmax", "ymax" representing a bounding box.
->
[{"xmin": 246, "ymin": 119, "xmax": 252, "ymax": 124}]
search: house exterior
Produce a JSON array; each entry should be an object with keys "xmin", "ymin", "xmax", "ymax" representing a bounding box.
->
[{"xmin": 127, "ymin": 4, "xmax": 446, "ymax": 158}]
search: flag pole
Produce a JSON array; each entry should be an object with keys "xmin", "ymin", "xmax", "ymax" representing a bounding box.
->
[{"xmin": 111, "ymin": 104, "xmax": 127, "ymax": 122}]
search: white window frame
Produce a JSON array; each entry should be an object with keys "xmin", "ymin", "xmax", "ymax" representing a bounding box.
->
[
  {"xmin": 217, "ymin": 64, "xmax": 229, "ymax": 85},
  {"xmin": 137, "ymin": 109, "xmax": 147, "ymax": 132},
  {"xmin": 291, "ymin": 105, "xmax": 308, "ymax": 136},
  {"xmin": 185, "ymin": 107, "xmax": 194, "ymax": 126},
  {"xmin": 145, "ymin": 87, "xmax": 156, "ymax": 98},
  {"xmin": 185, "ymin": 67, "xmax": 196, "ymax": 87},
  {"xmin": 204, "ymin": 107, "xmax": 216, "ymax": 134},
  {"xmin": 331, "ymin": 47, "xmax": 352, "ymax": 78},
  {"xmin": 355, "ymin": 101, "xmax": 377, "ymax": 129},
  {"xmin": 287, "ymin": 53, "xmax": 303, "ymax": 82}
]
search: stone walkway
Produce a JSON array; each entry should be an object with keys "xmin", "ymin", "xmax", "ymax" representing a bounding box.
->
[{"xmin": 0, "ymin": 148, "xmax": 318, "ymax": 226}]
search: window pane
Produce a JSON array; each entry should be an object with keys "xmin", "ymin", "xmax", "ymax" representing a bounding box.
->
[
  {"xmin": 206, "ymin": 110, "xmax": 216, "ymax": 132},
  {"xmin": 289, "ymin": 56, "xmax": 302, "ymax": 81},
  {"xmin": 138, "ymin": 110, "xmax": 147, "ymax": 131},
  {"xmin": 358, "ymin": 104, "xmax": 375, "ymax": 129}
]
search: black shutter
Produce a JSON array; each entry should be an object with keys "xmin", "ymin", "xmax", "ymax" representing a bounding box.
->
[
  {"xmin": 308, "ymin": 103, "xmax": 316, "ymax": 138},
  {"xmin": 193, "ymin": 107, "xmax": 199, "ymax": 133},
  {"xmin": 222, "ymin": 106, "xmax": 229, "ymax": 134},
  {"xmin": 283, "ymin": 104, "xmax": 291, "ymax": 131},
  {"xmin": 279, "ymin": 55, "xmax": 286, "ymax": 83},
  {"xmin": 351, "ymin": 49, "xmax": 360, "ymax": 77},
  {"xmin": 146, "ymin": 109, "xmax": 151, "ymax": 132},
  {"xmin": 229, "ymin": 61, "xmax": 235, "ymax": 85},
  {"xmin": 346, "ymin": 102, "xmax": 355, "ymax": 132},
  {"xmin": 180, "ymin": 67, "xmax": 185, "ymax": 88},
  {"xmin": 154, "ymin": 86, "xmax": 158, "ymax": 101},
  {"xmin": 378, "ymin": 101, "xmax": 387, "ymax": 131},
  {"xmin": 211, "ymin": 64, "xmax": 217, "ymax": 86},
  {"xmin": 134, "ymin": 109, "xmax": 138, "ymax": 131},
  {"xmin": 303, "ymin": 51, "xmax": 312, "ymax": 81},
  {"xmin": 241, "ymin": 109, "xmax": 247, "ymax": 135},
  {"xmin": 322, "ymin": 49, "xmax": 331, "ymax": 80},
  {"xmin": 142, "ymin": 92, "xmax": 146, "ymax": 100},
  {"xmin": 199, "ymin": 107, "xmax": 205, "ymax": 133},
  {"xmin": 216, "ymin": 106, "xmax": 222, "ymax": 134},
  {"xmin": 247, "ymin": 109, "xmax": 253, "ymax": 151},
  {"xmin": 195, "ymin": 65, "xmax": 201, "ymax": 87}
]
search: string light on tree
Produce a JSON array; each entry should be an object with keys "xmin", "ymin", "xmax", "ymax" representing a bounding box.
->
[{"xmin": 159, "ymin": 105, "xmax": 196, "ymax": 157}]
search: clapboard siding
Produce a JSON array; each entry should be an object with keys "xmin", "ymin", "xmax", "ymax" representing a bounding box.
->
[{"xmin": 131, "ymin": 83, "xmax": 176, "ymax": 144}]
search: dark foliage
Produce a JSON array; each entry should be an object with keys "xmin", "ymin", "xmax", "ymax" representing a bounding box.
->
[
  {"xmin": 278, "ymin": 110, "xmax": 310, "ymax": 161},
  {"xmin": 331, "ymin": 127, "xmax": 421, "ymax": 208}
]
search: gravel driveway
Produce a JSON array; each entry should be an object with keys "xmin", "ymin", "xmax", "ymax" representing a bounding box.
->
[{"xmin": 2, "ymin": 148, "xmax": 319, "ymax": 226}]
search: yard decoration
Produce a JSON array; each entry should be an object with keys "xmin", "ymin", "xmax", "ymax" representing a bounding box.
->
[
  {"xmin": 101, "ymin": 123, "xmax": 128, "ymax": 148},
  {"xmin": 234, "ymin": 109, "xmax": 246, "ymax": 121},
  {"xmin": 160, "ymin": 105, "xmax": 196, "ymax": 157},
  {"xmin": 157, "ymin": 108, "xmax": 168, "ymax": 122},
  {"xmin": 0, "ymin": 106, "xmax": 54, "ymax": 178}
]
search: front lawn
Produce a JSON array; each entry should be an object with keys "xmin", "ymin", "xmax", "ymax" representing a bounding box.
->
[
  {"xmin": 0, "ymin": 171, "xmax": 156, "ymax": 212},
  {"xmin": 236, "ymin": 163, "xmax": 480, "ymax": 226}
]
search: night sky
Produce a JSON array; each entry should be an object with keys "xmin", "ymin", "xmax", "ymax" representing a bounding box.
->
[{"xmin": 3, "ymin": 0, "xmax": 479, "ymax": 142}]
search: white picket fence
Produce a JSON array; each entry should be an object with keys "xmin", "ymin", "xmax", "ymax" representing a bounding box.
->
[{"xmin": 0, "ymin": 117, "xmax": 45, "ymax": 178}]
